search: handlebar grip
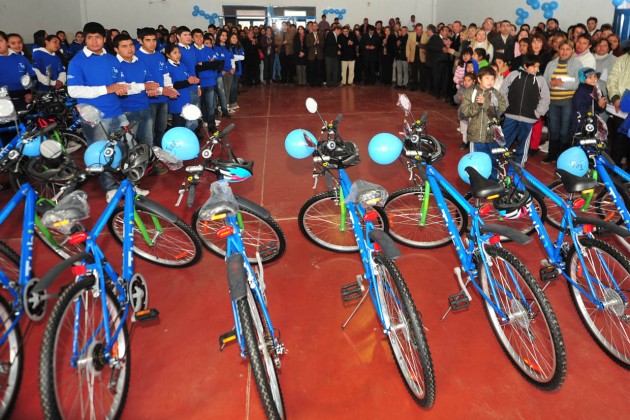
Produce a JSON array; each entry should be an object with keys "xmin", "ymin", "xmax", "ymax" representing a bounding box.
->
[
  {"xmin": 85, "ymin": 166, "xmax": 104, "ymax": 174},
  {"xmin": 220, "ymin": 123, "xmax": 235, "ymax": 137},
  {"xmin": 333, "ymin": 114, "xmax": 342, "ymax": 125},
  {"xmin": 187, "ymin": 184, "xmax": 195, "ymax": 208},
  {"xmin": 579, "ymin": 139, "xmax": 598, "ymax": 146},
  {"xmin": 420, "ymin": 111, "xmax": 428, "ymax": 122},
  {"xmin": 185, "ymin": 165, "xmax": 204, "ymax": 173},
  {"xmin": 313, "ymin": 156, "xmax": 331, "ymax": 163},
  {"xmin": 491, "ymin": 147, "xmax": 508, "ymax": 155}
]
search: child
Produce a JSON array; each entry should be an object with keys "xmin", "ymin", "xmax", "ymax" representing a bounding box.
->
[
  {"xmin": 453, "ymin": 47, "xmax": 473, "ymax": 90},
  {"xmin": 473, "ymin": 48, "xmax": 489, "ymax": 68},
  {"xmin": 454, "ymin": 72, "xmax": 476, "ymax": 149},
  {"xmin": 461, "ymin": 66, "xmax": 507, "ymax": 178},
  {"xmin": 164, "ymin": 44, "xmax": 196, "ymax": 128},
  {"xmin": 571, "ymin": 67, "xmax": 606, "ymax": 136},
  {"xmin": 465, "ymin": 59, "xmax": 479, "ymax": 74}
]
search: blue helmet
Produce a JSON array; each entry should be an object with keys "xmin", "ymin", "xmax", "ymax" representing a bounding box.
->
[
  {"xmin": 22, "ymin": 135, "xmax": 42, "ymax": 157},
  {"xmin": 84, "ymin": 140, "xmax": 122, "ymax": 169},
  {"xmin": 368, "ymin": 133, "xmax": 403, "ymax": 165},
  {"xmin": 285, "ymin": 129, "xmax": 316, "ymax": 159},
  {"xmin": 162, "ymin": 127, "xmax": 200, "ymax": 160},
  {"xmin": 557, "ymin": 147, "xmax": 588, "ymax": 176},
  {"xmin": 458, "ymin": 152, "xmax": 492, "ymax": 184}
]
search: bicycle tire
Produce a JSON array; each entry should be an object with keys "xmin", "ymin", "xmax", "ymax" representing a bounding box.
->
[
  {"xmin": 187, "ymin": 184, "xmax": 195, "ymax": 208},
  {"xmin": 385, "ymin": 186, "xmax": 467, "ymax": 249},
  {"xmin": 39, "ymin": 277, "xmax": 130, "ymax": 419},
  {"xmin": 192, "ymin": 205, "xmax": 286, "ymax": 264},
  {"xmin": 298, "ymin": 190, "xmax": 389, "ymax": 253},
  {"xmin": 237, "ymin": 290, "xmax": 285, "ymax": 419},
  {"xmin": 0, "ymin": 247, "xmax": 23, "ymax": 418},
  {"xmin": 374, "ymin": 254, "xmax": 436, "ymax": 407},
  {"xmin": 478, "ymin": 246, "xmax": 566, "ymax": 390},
  {"xmin": 566, "ymin": 237, "xmax": 630, "ymax": 368},
  {"xmin": 108, "ymin": 206, "xmax": 202, "ymax": 268}
]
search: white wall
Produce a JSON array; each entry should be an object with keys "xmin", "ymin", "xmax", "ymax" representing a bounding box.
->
[{"xmin": 0, "ymin": 0, "xmax": 82, "ymax": 39}]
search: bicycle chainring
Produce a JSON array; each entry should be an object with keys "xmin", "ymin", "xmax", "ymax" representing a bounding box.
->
[{"xmin": 23, "ymin": 277, "xmax": 47, "ymax": 321}]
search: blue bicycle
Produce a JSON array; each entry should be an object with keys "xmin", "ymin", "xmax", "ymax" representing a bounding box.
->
[
  {"xmin": 286, "ymin": 98, "xmax": 436, "ymax": 408},
  {"xmin": 199, "ymin": 180, "xmax": 285, "ymax": 419}
]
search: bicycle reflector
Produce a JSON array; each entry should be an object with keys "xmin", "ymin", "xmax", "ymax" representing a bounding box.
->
[
  {"xmin": 573, "ymin": 198, "xmax": 586, "ymax": 209},
  {"xmin": 583, "ymin": 224, "xmax": 595, "ymax": 234},
  {"xmin": 68, "ymin": 232, "xmax": 88, "ymax": 245},
  {"xmin": 71, "ymin": 265, "xmax": 87, "ymax": 276},
  {"xmin": 489, "ymin": 235, "xmax": 501, "ymax": 245},
  {"xmin": 216, "ymin": 226, "xmax": 234, "ymax": 238},
  {"xmin": 479, "ymin": 204, "xmax": 493, "ymax": 216},
  {"xmin": 364, "ymin": 210, "xmax": 379, "ymax": 222}
]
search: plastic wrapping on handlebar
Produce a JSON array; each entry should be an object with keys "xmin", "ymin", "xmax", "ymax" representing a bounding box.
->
[
  {"xmin": 579, "ymin": 139, "xmax": 598, "ymax": 146},
  {"xmin": 313, "ymin": 155, "xmax": 331, "ymax": 163},
  {"xmin": 185, "ymin": 165, "xmax": 204, "ymax": 173},
  {"xmin": 491, "ymin": 147, "xmax": 508, "ymax": 155}
]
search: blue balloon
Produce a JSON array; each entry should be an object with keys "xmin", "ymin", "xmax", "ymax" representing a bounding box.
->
[
  {"xmin": 557, "ymin": 147, "xmax": 588, "ymax": 176},
  {"xmin": 531, "ymin": 1, "xmax": 541, "ymax": 9},
  {"xmin": 522, "ymin": 11, "xmax": 529, "ymax": 18},
  {"xmin": 323, "ymin": 9, "xmax": 328, "ymax": 14},
  {"xmin": 285, "ymin": 129, "xmax": 317, "ymax": 159},
  {"xmin": 368, "ymin": 133, "xmax": 403, "ymax": 165},
  {"xmin": 209, "ymin": 18, "xmax": 215, "ymax": 25},
  {"xmin": 339, "ymin": 14, "xmax": 344, "ymax": 20},
  {"xmin": 516, "ymin": 18, "xmax": 525, "ymax": 26},
  {"xmin": 341, "ymin": 8, "xmax": 346, "ymax": 13},
  {"xmin": 206, "ymin": 15, "xmax": 212, "ymax": 20},
  {"xmin": 458, "ymin": 152, "xmax": 492, "ymax": 184},
  {"xmin": 84, "ymin": 140, "xmax": 122, "ymax": 169},
  {"xmin": 550, "ymin": 0, "xmax": 558, "ymax": 9},
  {"xmin": 162, "ymin": 127, "xmax": 200, "ymax": 160},
  {"xmin": 516, "ymin": 7, "xmax": 525, "ymax": 15},
  {"xmin": 212, "ymin": 13, "xmax": 218, "ymax": 18},
  {"xmin": 544, "ymin": 11, "xmax": 554, "ymax": 19},
  {"xmin": 541, "ymin": 3, "xmax": 550, "ymax": 10},
  {"xmin": 613, "ymin": 0, "xmax": 624, "ymax": 6},
  {"xmin": 193, "ymin": 5, "xmax": 199, "ymax": 11},
  {"xmin": 192, "ymin": 11, "xmax": 198, "ymax": 17}
]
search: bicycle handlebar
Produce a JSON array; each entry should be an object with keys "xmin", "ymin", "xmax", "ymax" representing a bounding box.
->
[
  {"xmin": 579, "ymin": 139, "xmax": 598, "ymax": 146},
  {"xmin": 23, "ymin": 122, "xmax": 58, "ymax": 141}
]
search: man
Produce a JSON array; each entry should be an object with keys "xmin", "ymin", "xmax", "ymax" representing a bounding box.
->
[
  {"xmin": 318, "ymin": 15, "xmax": 330, "ymax": 33},
  {"xmin": 426, "ymin": 25, "xmax": 451, "ymax": 100},
  {"xmin": 191, "ymin": 29, "xmax": 222, "ymax": 133},
  {"xmin": 608, "ymin": 48, "xmax": 630, "ymax": 165},
  {"xmin": 394, "ymin": 26, "xmax": 408, "ymax": 89},
  {"xmin": 68, "ymin": 31, "xmax": 84, "ymax": 58},
  {"xmin": 361, "ymin": 18, "xmax": 370, "ymax": 34},
  {"xmin": 407, "ymin": 15, "xmax": 417, "ymax": 30},
  {"xmin": 572, "ymin": 24, "xmax": 587, "ymax": 44},
  {"xmin": 574, "ymin": 34, "xmax": 596, "ymax": 68},
  {"xmin": 274, "ymin": 21, "xmax": 290, "ymax": 83},
  {"xmin": 67, "ymin": 22, "xmax": 146, "ymax": 201},
  {"xmin": 406, "ymin": 23, "xmax": 423, "ymax": 91},
  {"xmin": 491, "ymin": 20, "xmax": 515, "ymax": 62},
  {"xmin": 587, "ymin": 17, "xmax": 598, "ymax": 36},
  {"xmin": 305, "ymin": 22, "xmax": 324, "ymax": 87},
  {"xmin": 339, "ymin": 25, "xmax": 357, "ymax": 86},
  {"xmin": 450, "ymin": 21, "xmax": 463, "ymax": 54},
  {"xmin": 482, "ymin": 18, "xmax": 496, "ymax": 40},
  {"xmin": 545, "ymin": 18, "xmax": 561, "ymax": 38},
  {"xmin": 176, "ymin": 26, "xmax": 200, "ymax": 131},
  {"xmin": 324, "ymin": 25, "xmax": 341, "ymax": 87},
  {"xmin": 136, "ymin": 27, "xmax": 179, "ymax": 150},
  {"xmin": 361, "ymin": 25, "xmax": 378, "ymax": 85},
  {"xmin": 499, "ymin": 54, "xmax": 550, "ymax": 164}
]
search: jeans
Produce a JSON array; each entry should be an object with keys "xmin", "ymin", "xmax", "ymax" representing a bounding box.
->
[
  {"xmin": 125, "ymin": 108, "xmax": 152, "ymax": 146},
  {"xmin": 547, "ymin": 103, "xmax": 572, "ymax": 158},
  {"xmin": 215, "ymin": 76, "xmax": 229, "ymax": 115},
  {"xmin": 200, "ymin": 86, "xmax": 217, "ymax": 127},
  {"xmin": 502, "ymin": 117, "xmax": 534, "ymax": 165},
  {"xmin": 223, "ymin": 72, "xmax": 234, "ymax": 106},
  {"xmin": 186, "ymin": 87, "xmax": 200, "ymax": 131},
  {"xmin": 273, "ymin": 54, "xmax": 282, "ymax": 80},
  {"xmin": 229, "ymin": 74, "xmax": 240, "ymax": 105},
  {"xmin": 149, "ymin": 102, "xmax": 168, "ymax": 147},
  {"xmin": 81, "ymin": 114, "xmax": 129, "ymax": 192}
]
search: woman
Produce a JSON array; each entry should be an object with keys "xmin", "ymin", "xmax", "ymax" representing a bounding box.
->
[
  {"xmin": 214, "ymin": 29, "xmax": 234, "ymax": 117},
  {"xmin": 228, "ymin": 33, "xmax": 244, "ymax": 110},
  {"xmin": 513, "ymin": 29, "xmax": 530, "ymax": 59},
  {"xmin": 550, "ymin": 32, "xmax": 567, "ymax": 59},
  {"xmin": 0, "ymin": 31, "xmax": 35, "ymax": 110},
  {"xmin": 293, "ymin": 25, "xmax": 308, "ymax": 86},
  {"xmin": 7, "ymin": 33, "xmax": 31, "ymax": 62},
  {"xmin": 471, "ymin": 29, "xmax": 494, "ymax": 62},
  {"xmin": 32, "ymin": 34, "xmax": 66, "ymax": 92},
  {"xmin": 105, "ymin": 28, "xmax": 119, "ymax": 55},
  {"xmin": 594, "ymin": 38, "xmax": 617, "ymax": 99},
  {"xmin": 524, "ymin": 33, "xmax": 553, "ymax": 154},
  {"xmin": 542, "ymin": 41, "xmax": 581, "ymax": 162},
  {"xmin": 379, "ymin": 26, "xmax": 396, "ymax": 84},
  {"xmin": 260, "ymin": 26, "xmax": 275, "ymax": 84},
  {"xmin": 164, "ymin": 43, "xmax": 194, "ymax": 127},
  {"xmin": 608, "ymin": 34, "xmax": 624, "ymax": 57},
  {"xmin": 243, "ymin": 29, "xmax": 262, "ymax": 86}
]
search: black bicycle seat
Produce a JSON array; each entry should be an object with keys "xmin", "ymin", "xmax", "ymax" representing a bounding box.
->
[
  {"xmin": 555, "ymin": 169, "xmax": 598, "ymax": 193},
  {"xmin": 466, "ymin": 167, "xmax": 504, "ymax": 199}
]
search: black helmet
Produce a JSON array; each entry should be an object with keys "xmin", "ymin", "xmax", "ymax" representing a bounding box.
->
[
  {"xmin": 493, "ymin": 186, "xmax": 532, "ymax": 220},
  {"xmin": 317, "ymin": 140, "xmax": 360, "ymax": 168},
  {"xmin": 403, "ymin": 134, "xmax": 446, "ymax": 163},
  {"xmin": 121, "ymin": 144, "xmax": 152, "ymax": 182}
]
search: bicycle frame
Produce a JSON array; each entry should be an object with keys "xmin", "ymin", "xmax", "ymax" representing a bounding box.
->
[{"xmin": 589, "ymin": 154, "xmax": 630, "ymax": 227}]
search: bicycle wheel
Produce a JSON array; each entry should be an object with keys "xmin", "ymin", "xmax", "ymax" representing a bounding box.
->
[
  {"xmin": 108, "ymin": 206, "xmax": 202, "ymax": 268},
  {"xmin": 192, "ymin": 205, "xmax": 286, "ymax": 264},
  {"xmin": 237, "ymin": 290, "xmax": 285, "ymax": 419},
  {"xmin": 478, "ymin": 246, "xmax": 566, "ymax": 390},
  {"xmin": 0, "ymin": 245, "xmax": 23, "ymax": 418},
  {"xmin": 39, "ymin": 277, "xmax": 130, "ymax": 419},
  {"xmin": 298, "ymin": 191, "xmax": 389, "ymax": 252},
  {"xmin": 385, "ymin": 186, "xmax": 467, "ymax": 249},
  {"xmin": 34, "ymin": 217, "xmax": 84, "ymax": 260},
  {"xmin": 374, "ymin": 254, "xmax": 436, "ymax": 407},
  {"xmin": 566, "ymin": 237, "xmax": 630, "ymax": 368}
]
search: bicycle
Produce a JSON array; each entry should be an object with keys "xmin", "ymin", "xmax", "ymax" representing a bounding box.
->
[
  {"xmin": 36, "ymin": 143, "xmax": 174, "ymax": 418},
  {"xmin": 375, "ymin": 97, "xmax": 567, "ymax": 390},
  {"xmin": 285, "ymin": 97, "xmax": 436, "ymax": 408},
  {"xmin": 199, "ymin": 180, "xmax": 285, "ymax": 419}
]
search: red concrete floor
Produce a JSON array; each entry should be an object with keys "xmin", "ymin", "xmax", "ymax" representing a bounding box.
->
[{"xmin": 2, "ymin": 83, "xmax": 629, "ymax": 419}]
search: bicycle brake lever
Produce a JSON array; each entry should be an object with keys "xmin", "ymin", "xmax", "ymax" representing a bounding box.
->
[
  {"xmin": 312, "ymin": 173, "xmax": 319, "ymax": 189},
  {"xmin": 175, "ymin": 182, "xmax": 186, "ymax": 207},
  {"xmin": 408, "ymin": 166, "xmax": 414, "ymax": 181}
]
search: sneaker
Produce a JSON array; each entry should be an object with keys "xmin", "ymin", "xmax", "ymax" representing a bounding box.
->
[
  {"xmin": 105, "ymin": 190, "xmax": 117, "ymax": 203},
  {"xmin": 539, "ymin": 143, "xmax": 549, "ymax": 153},
  {"xmin": 541, "ymin": 155, "xmax": 556, "ymax": 164},
  {"xmin": 134, "ymin": 186, "xmax": 150, "ymax": 196},
  {"xmin": 215, "ymin": 119, "xmax": 221, "ymax": 126},
  {"xmin": 228, "ymin": 108, "xmax": 236, "ymax": 114},
  {"xmin": 232, "ymin": 103, "xmax": 239, "ymax": 109}
]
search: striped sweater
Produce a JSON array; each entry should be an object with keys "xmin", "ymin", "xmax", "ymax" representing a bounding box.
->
[{"xmin": 543, "ymin": 57, "xmax": 582, "ymax": 104}]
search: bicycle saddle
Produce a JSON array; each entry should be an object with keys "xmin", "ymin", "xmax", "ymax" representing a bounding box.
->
[
  {"xmin": 198, "ymin": 180, "xmax": 239, "ymax": 221},
  {"xmin": 41, "ymin": 191, "xmax": 90, "ymax": 233},
  {"xmin": 555, "ymin": 169, "xmax": 598, "ymax": 194},
  {"xmin": 346, "ymin": 180, "xmax": 388, "ymax": 207},
  {"xmin": 465, "ymin": 167, "xmax": 505, "ymax": 199}
]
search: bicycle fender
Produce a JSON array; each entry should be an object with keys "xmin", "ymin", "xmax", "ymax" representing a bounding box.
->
[
  {"xmin": 369, "ymin": 229, "xmax": 402, "ymax": 260},
  {"xmin": 34, "ymin": 252, "xmax": 89, "ymax": 292},
  {"xmin": 235, "ymin": 195, "xmax": 271, "ymax": 219},
  {"xmin": 134, "ymin": 196, "xmax": 179, "ymax": 223},
  {"xmin": 226, "ymin": 253, "xmax": 247, "ymax": 300},
  {"xmin": 480, "ymin": 224, "xmax": 532, "ymax": 245},
  {"xmin": 574, "ymin": 216, "xmax": 630, "ymax": 238}
]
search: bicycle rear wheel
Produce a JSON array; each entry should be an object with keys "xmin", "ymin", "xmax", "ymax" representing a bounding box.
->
[
  {"xmin": 298, "ymin": 191, "xmax": 389, "ymax": 252},
  {"xmin": 237, "ymin": 289, "xmax": 285, "ymax": 419},
  {"xmin": 385, "ymin": 186, "xmax": 467, "ymax": 249},
  {"xmin": 192, "ymin": 205, "xmax": 286, "ymax": 264},
  {"xmin": 34, "ymin": 214, "xmax": 84, "ymax": 260},
  {"xmin": 478, "ymin": 246, "xmax": 566, "ymax": 390},
  {"xmin": 39, "ymin": 277, "xmax": 130, "ymax": 419},
  {"xmin": 108, "ymin": 206, "xmax": 202, "ymax": 267},
  {"xmin": 374, "ymin": 254, "xmax": 436, "ymax": 407},
  {"xmin": 566, "ymin": 237, "xmax": 630, "ymax": 368}
]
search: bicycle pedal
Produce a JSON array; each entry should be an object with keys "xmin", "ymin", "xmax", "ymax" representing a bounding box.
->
[
  {"xmin": 448, "ymin": 291, "xmax": 470, "ymax": 311},
  {"xmin": 134, "ymin": 308, "xmax": 159, "ymax": 322},
  {"xmin": 219, "ymin": 329, "xmax": 237, "ymax": 351},
  {"xmin": 341, "ymin": 281, "xmax": 363, "ymax": 302},
  {"xmin": 258, "ymin": 242, "xmax": 278, "ymax": 259},
  {"xmin": 540, "ymin": 266, "xmax": 558, "ymax": 283}
]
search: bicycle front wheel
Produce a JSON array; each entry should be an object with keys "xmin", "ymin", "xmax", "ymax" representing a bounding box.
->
[
  {"xmin": 237, "ymin": 289, "xmax": 285, "ymax": 419},
  {"xmin": 374, "ymin": 254, "xmax": 436, "ymax": 407},
  {"xmin": 567, "ymin": 237, "xmax": 630, "ymax": 368},
  {"xmin": 298, "ymin": 191, "xmax": 389, "ymax": 252},
  {"xmin": 39, "ymin": 277, "xmax": 130, "ymax": 419},
  {"xmin": 108, "ymin": 206, "xmax": 202, "ymax": 267},
  {"xmin": 192, "ymin": 205, "xmax": 286, "ymax": 264},
  {"xmin": 385, "ymin": 186, "xmax": 467, "ymax": 249},
  {"xmin": 479, "ymin": 246, "xmax": 566, "ymax": 390}
]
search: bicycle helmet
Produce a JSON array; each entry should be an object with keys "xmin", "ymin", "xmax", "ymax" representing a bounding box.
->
[
  {"xmin": 212, "ymin": 158, "xmax": 253, "ymax": 182},
  {"xmin": 403, "ymin": 134, "xmax": 447, "ymax": 163},
  {"xmin": 121, "ymin": 144, "xmax": 152, "ymax": 182},
  {"xmin": 368, "ymin": 133, "xmax": 402, "ymax": 165},
  {"xmin": 458, "ymin": 152, "xmax": 492, "ymax": 184},
  {"xmin": 557, "ymin": 147, "xmax": 588, "ymax": 177},
  {"xmin": 84, "ymin": 140, "xmax": 122, "ymax": 169},
  {"xmin": 162, "ymin": 127, "xmax": 199, "ymax": 160},
  {"xmin": 285, "ymin": 129, "xmax": 316, "ymax": 159},
  {"xmin": 318, "ymin": 140, "xmax": 360, "ymax": 168},
  {"xmin": 493, "ymin": 185, "xmax": 532, "ymax": 220}
]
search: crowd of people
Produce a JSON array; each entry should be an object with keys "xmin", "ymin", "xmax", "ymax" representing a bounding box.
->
[{"xmin": 0, "ymin": 13, "xmax": 629, "ymax": 199}]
